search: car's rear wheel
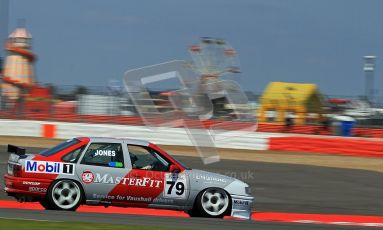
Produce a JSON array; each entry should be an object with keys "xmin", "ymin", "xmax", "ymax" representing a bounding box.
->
[
  {"xmin": 39, "ymin": 198, "xmax": 53, "ymax": 210},
  {"xmin": 194, "ymin": 188, "xmax": 230, "ymax": 218},
  {"xmin": 47, "ymin": 180, "xmax": 82, "ymax": 211}
]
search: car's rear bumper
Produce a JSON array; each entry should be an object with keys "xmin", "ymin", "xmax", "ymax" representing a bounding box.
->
[
  {"xmin": 230, "ymin": 194, "xmax": 254, "ymax": 220},
  {"xmin": 4, "ymin": 174, "xmax": 52, "ymax": 198}
]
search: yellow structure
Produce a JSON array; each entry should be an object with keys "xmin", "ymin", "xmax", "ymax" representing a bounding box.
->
[{"xmin": 258, "ymin": 82, "xmax": 323, "ymax": 124}]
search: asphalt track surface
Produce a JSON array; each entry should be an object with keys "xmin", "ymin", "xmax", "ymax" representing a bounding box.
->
[{"xmin": 0, "ymin": 146, "xmax": 382, "ymax": 229}]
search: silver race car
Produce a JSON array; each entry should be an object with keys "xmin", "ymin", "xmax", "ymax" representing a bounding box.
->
[{"xmin": 4, "ymin": 137, "xmax": 254, "ymax": 219}]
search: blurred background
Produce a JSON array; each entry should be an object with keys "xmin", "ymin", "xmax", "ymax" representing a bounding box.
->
[{"xmin": 1, "ymin": 0, "xmax": 383, "ymax": 138}]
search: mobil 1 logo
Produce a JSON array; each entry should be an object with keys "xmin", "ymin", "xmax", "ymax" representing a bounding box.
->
[
  {"xmin": 25, "ymin": 160, "xmax": 75, "ymax": 175},
  {"xmin": 63, "ymin": 163, "xmax": 74, "ymax": 174}
]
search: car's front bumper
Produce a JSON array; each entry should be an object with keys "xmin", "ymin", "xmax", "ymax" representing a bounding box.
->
[{"xmin": 230, "ymin": 194, "xmax": 254, "ymax": 220}]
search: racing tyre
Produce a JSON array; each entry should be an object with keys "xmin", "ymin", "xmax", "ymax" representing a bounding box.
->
[
  {"xmin": 39, "ymin": 198, "xmax": 53, "ymax": 210},
  {"xmin": 47, "ymin": 180, "xmax": 83, "ymax": 211},
  {"xmin": 195, "ymin": 188, "xmax": 230, "ymax": 218}
]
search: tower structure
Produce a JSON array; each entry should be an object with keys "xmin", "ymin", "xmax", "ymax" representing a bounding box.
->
[
  {"xmin": 363, "ymin": 56, "xmax": 376, "ymax": 103},
  {"xmin": 2, "ymin": 26, "xmax": 36, "ymax": 99}
]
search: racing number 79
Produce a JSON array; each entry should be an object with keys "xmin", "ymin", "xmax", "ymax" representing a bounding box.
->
[{"xmin": 166, "ymin": 181, "xmax": 184, "ymax": 195}]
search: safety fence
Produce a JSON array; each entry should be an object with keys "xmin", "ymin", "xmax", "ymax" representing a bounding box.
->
[
  {"xmin": 0, "ymin": 119, "xmax": 383, "ymax": 158},
  {"xmin": 0, "ymin": 119, "xmax": 270, "ymax": 151},
  {"xmin": 1, "ymin": 111, "xmax": 383, "ymax": 138}
]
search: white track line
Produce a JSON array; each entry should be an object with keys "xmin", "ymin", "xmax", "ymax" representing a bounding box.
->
[{"xmin": 0, "ymin": 216, "xmax": 63, "ymax": 222}]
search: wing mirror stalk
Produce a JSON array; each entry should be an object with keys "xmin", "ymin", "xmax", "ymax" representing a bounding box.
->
[{"xmin": 169, "ymin": 165, "xmax": 181, "ymax": 173}]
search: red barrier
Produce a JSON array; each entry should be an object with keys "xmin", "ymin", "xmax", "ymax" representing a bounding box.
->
[
  {"xmin": 3, "ymin": 109, "xmax": 383, "ymax": 138},
  {"xmin": 269, "ymin": 136, "xmax": 383, "ymax": 157},
  {"xmin": 257, "ymin": 124, "xmax": 332, "ymax": 135}
]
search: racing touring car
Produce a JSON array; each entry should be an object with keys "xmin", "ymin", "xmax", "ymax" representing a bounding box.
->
[{"xmin": 4, "ymin": 137, "xmax": 253, "ymax": 219}]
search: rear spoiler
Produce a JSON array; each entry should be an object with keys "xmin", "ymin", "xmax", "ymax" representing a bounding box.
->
[{"xmin": 7, "ymin": 145, "xmax": 26, "ymax": 156}]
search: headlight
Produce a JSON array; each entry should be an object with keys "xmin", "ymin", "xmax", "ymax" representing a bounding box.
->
[{"xmin": 245, "ymin": 186, "xmax": 252, "ymax": 195}]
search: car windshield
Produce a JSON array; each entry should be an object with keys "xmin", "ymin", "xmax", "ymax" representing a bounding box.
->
[{"xmin": 39, "ymin": 138, "xmax": 80, "ymax": 157}]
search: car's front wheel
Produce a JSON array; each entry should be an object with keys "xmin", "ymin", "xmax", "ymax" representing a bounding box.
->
[
  {"xmin": 194, "ymin": 188, "xmax": 230, "ymax": 218},
  {"xmin": 47, "ymin": 180, "xmax": 82, "ymax": 211}
]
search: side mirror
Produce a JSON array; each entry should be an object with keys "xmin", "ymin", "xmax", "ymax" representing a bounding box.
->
[{"xmin": 169, "ymin": 165, "xmax": 181, "ymax": 173}]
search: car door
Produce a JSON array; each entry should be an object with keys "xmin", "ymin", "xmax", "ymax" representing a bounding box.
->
[
  {"xmin": 107, "ymin": 144, "xmax": 189, "ymax": 208},
  {"xmin": 75, "ymin": 140, "xmax": 130, "ymax": 204}
]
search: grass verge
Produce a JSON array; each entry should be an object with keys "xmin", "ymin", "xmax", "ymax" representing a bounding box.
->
[{"xmin": 0, "ymin": 218, "xmax": 191, "ymax": 230}]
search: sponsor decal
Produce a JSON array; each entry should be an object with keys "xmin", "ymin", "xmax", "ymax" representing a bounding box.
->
[
  {"xmin": 126, "ymin": 196, "xmax": 151, "ymax": 202},
  {"xmin": 92, "ymin": 194, "xmax": 154, "ymax": 202},
  {"xmin": 108, "ymin": 162, "xmax": 123, "ymax": 168},
  {"xmin": 164, "ymin": 173, "xmax": 187, "ymax": 199},
  {"xmin": 28, "ymin": 187, "xmax": 47, "ymax": 192},
  {"xmin": 232, "ymin": 198, "xmax": 252, "ymax": 210},
  {"xmin": 94, "ymin": 150, "xmax": 116, "ymax": 157},
  {"xmin": 195, "ymin": 174, "xmax": 226, "ymax": 183},
  {"xmin": 153, "ymin": 197, "xmax": 174, "ymax": 204},
  {"xmin": 82, "ymin": 170, "xmax": 95, "ymax": 184},
  {"xmin": 22, "ymin": 181, "xmax": 40, "ymax": 186},
  {"xmin": 234, "ymin": 199, "xmax": 249, "ymax": 205},
  {"xmin": 25, "ymin": 160, "xmax": 74, "ymax": 175},
  {"xmin": 93, "ymin": 173, "xmax": 163, "ymax": 188},
  {"xmin": 92, "ymin": 194, "xmax": 116, "ymax": 200}
]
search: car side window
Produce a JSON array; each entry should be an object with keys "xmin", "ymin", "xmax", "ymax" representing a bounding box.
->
[
  {"xmin": 127, "ymin": 145, "xmax": 170, "ymax": 171},
  {"xmin": 81, "ymin": 143, "xmax": 124, "ymax": 168},
  {"xmin": 62, "ymin": 146, "xmax": 85, "ymax": 163}
]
